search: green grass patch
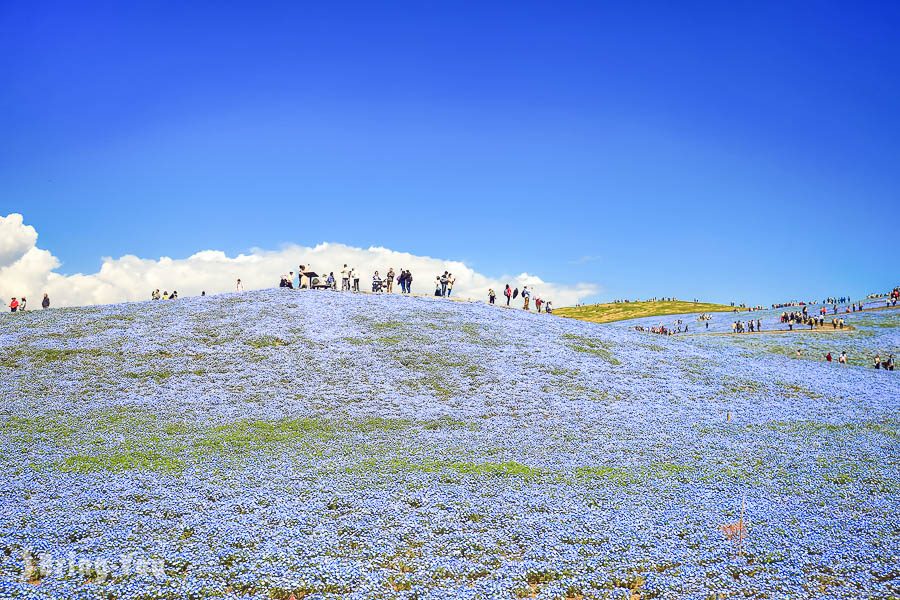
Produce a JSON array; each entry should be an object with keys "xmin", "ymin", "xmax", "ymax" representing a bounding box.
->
[
  {"xmin": 0, "ymin": 347, "xmax": 98, "ymax": 369},
  {"xmin": 59, "ymin": 449, "xmax": 185, "ymax": 474},
  {"xmin": 245, "ymin": 336, "xmax": 287, "ymax": 349},
  {"xmin": 561, "ymin": 334, "xmax": 621, "ymax": 365},
  {"xmin": 4, "ymin": 410, "xmax": 480, "ymax": 473}
]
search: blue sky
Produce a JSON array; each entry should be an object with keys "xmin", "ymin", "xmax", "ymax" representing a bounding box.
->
[{"xmin": 1, "ymin": 1, "xmax": 898, "ymax": 305}]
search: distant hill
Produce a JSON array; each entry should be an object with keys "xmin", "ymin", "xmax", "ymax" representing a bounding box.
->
[{"xmin": 555, "ymin": 299, "xmax": 737, "ymax": 324}]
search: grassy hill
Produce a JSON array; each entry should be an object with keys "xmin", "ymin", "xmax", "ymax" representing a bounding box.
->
[
  {"xmin": 0, "ymin": 289, "xmax": 896, "ymax": 598},
  {"xmin": 555, "ymin": 299, "xmax": 737, "ymax": 324}
]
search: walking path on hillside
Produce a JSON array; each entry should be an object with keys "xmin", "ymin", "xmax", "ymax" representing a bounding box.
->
[{"xmin": 684, "ymin": 325, "xmax": 856, "ymax": 337}]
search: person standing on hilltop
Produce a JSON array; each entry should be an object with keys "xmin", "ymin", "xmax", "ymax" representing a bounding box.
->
[
  {"xmin": 446, "ymin": 274, "xmax": 455, "ymax": 297},
  {"xmin": 386, "ymin": 268, "xmax": 395, "ymax": 293},
  {"xmin": 42, "ymin": 293, "xmax": 50, "ymax": 309},
  {"xmin": 504, "ymin": 284, "xmax": 512, "ymax": 306},
  {"xmin": 341, "ymin": 264, "xmax": 351, "ymax": 291},
  {"xmin": 9, "ymin": 298, "xmax": 18, "ymax": 312},
  {"xmin": 298, "ymin": 266, "xmax": 307, "ymax": 289},
  {"xmin": 19, "ymin": 298, "xmax": 27, "ymax": 311},
  {"xmin": 522, "ymin": 286, "xmax": 531, "ymax": 310},
  {"xmin": 236, "ymin": 278, "xmax": 244, "ymax": 292},
  {"xmin": 405, "ymin": 270, "xmax": 413, "ymax": 294},
  {"xmin": 488, "ymin": 289, "xmax": 496, "ymax": 304},
  {"xmin": 439, "ymin": 272, "xmax": 449, "ymax": 297}
]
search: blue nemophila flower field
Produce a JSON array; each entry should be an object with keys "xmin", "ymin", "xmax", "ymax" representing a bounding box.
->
[{"xmin": 0, "ymin": 290, "xmax": 897, "ymax": 599}]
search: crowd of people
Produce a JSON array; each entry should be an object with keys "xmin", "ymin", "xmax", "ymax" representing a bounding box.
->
[
  {"xmin": 731, "ymin": 319, "xmax": 763, "ymax": 333},
  {"xmin": 779, "ymin": 312, "xmax": 847, "ymax": 331},
  {"xmin": 150, "ymin": 289, "xmax": 180, "ymax": 300},
  {"xmin": 8, "ymin": 294, "xmax": 50, "ymax": 312},
  {"xmin": 486, "ymin": 284, "xmax": 552, "ymax": 313},
  {"xmin": 873, "ymin": 354, "xmax": 896, "ymax": 370},
  {"xmin": 270, "ymin": 265, "xmax": 554, "ymax": 313},
  {"xmin": 635, "ymin": 319, "xmax": 689, "ymax": 335}
]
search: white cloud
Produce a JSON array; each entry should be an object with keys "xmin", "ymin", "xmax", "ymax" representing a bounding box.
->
[
  {"xmin": 0, "ymin": 213, "xmax": 39, "ymax": 267},
  {"xmin": 0, "ymin": 213, "xmax": 598, "ymax": 308}
]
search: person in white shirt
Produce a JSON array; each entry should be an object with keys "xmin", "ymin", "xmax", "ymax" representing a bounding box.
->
[{"xmin": 341, "ymin": 264, "xmax": 351, "ymax": 291}]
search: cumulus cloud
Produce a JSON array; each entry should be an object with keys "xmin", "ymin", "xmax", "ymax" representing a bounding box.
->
[{"xmin": 0, "ymin": 213, "xmax": 598, "ymax": 308}]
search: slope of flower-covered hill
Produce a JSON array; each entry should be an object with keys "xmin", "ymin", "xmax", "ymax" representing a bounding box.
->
[{"xmin": 0, "ymin": 289, "xmax": 897, "ymax": 599}]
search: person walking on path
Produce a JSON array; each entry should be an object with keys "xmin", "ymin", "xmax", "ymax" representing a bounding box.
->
[
  {"xmin": 351, "ymin": 269, "xmax": 360, "ymax": 292},
  {"xmin": 386, "ymin": 268, "xmax": 395, "ymax": 293},
  {"xmin": 489, "ymin": 289, "xmax": 496, "ymax": 305},
  {"xmin": 504, "ymin": 285, "xmax": 512, "ymax": 306},
  {"xmin": 535, "ymin": 297, "xmax": 543, "ymax": 313},
  {"xmin": 446, "ymin": 274, "xmax": 455, "ymax": 297},
  {"xmin": 42, "ymin": 293, "xmax": 50, "ymax": 309},
  {"xmin": 522, "ymin": 286, "xmax": 531, "ymax": 310}
]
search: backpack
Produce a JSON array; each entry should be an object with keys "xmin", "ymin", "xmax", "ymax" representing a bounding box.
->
[{"xmin": 513, "ymin": 288, "xmax": 519, "ymax": 299}]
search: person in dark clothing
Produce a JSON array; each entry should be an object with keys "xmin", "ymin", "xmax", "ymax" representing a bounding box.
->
[{"xmin": 41, "ymin": 294, "xmax": 49, "ymax": 309}]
